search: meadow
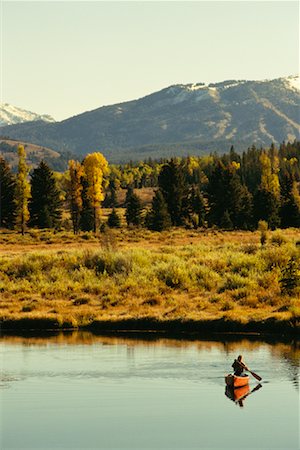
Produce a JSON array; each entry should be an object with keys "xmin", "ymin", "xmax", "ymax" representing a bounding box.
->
[{"xmin": 0, "ymin": 226, "xmax": 299, "ymax": 334}]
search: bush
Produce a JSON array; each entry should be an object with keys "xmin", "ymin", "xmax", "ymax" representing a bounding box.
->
[
  {"xmin": 157, "ymin": 260, "xmax": 190, "ymax": 289},
  {"xmin": 258, "ymin": 220, "xmax": 268, "ymax": 246},
  {"xmin": 83, "ymin": 251, "xmax": 133, "ymax": 276},
  {"xmin": 219, "ymin": 273, "xmax": 250, "ymax": 292},
  {"xmin": 270, "ymin": 231, "xmax": 287, "ymax": 246}
]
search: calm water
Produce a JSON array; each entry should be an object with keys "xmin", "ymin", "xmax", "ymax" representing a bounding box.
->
[{"xmin": 0, "ymin": 332, "xmax": 299, "ymax": 449}]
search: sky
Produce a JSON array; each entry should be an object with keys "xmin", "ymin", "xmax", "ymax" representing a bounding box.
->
[{"xmin": 1, "ymin": 1, "xmax": 299, "ymax": 121}]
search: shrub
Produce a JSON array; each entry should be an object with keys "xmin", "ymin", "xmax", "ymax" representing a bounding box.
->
[
  {"xmin": 83, "ymin": 251, "xmax": 133, "ymax": 276},
  {"xmin": 157, "ymin": 261, "xmax": 190, "ymax": 289},
  {"xmin": 258, "ymin": 220, "xmax": 268, "ymax": 246},
  {"xmin": 270, "ymin": 231, "xmax": 287, "ymax": 246},
  {"xmin": 193, "ymin": 266, "xmax": 221, "ymax": 291},
  {"xmin": 219, "ymin": 273, "xmax": 250, "ymax": 292}
]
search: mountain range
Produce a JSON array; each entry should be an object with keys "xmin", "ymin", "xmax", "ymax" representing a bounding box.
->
[
  {"xmin": 0, "ymin": 103, "xmax": 54, "ymax": 127},
  {"xmin": 1, "ymin": 75, "xmax": 299, "ymax": 162}
]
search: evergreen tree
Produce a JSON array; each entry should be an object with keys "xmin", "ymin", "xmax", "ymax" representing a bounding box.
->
[
  {"xmin": 80, "ymin": 177, "xmax": 94, "ymax": 231},
  {"xmin": 107, "ymin": 208, "xmax": 121, "ymax": 228},
  {"xmin": 29, "ymin": 161, "xmax": 62, "ymax": 228},
  {"xmin": 125, "ymin": 185, "xmax": 134, "ymax": 206},
  {"xmin": 0, "ymin": 157, "xmax": 16, "ymax": 228},
  {"xmin": 254, "ymin": 188, "xmax": 280, "ymax": 230},
  {"xmin": 280, "ymin": 256, "xmax": 300, "ymax": 294},
  {"xmin": 158, "ymin": 159, "xmax": 188, "ymax": 225},
  {"xmin": 220, "ymin": 210, "xmax": 233, "ymax": 230},
  {"xmin": 206, "ymin": 161, "xmax": 226, "ymax": 227},
  {"xmin": 240, "ymin": 145, "xmax": 262, "ymax": 194},
  {"xmin": 146, "ymin": 190, "xmax": 171, "ymax": 231},
  {"xmin": 229, "ymin": 179, "xmax": 253, "ymax": 229},
  {"xmin": 280, "ymin": 173, "xmax": 300, "ymax": 228},
  {"xmin": 207, "ymin": 161, "xmax": 253, "ymax": 229},
  {"xmin": 125, "ymin": 191, "xmax": 143, "ymax": 226},
  {"xmin": 229, "ymin": 145, "xmax": 241, "ymax": 164}
]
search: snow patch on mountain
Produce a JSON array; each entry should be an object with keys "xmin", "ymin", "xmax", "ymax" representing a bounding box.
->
[
  {"xmin": 0, "ymin": 103, "xmax": 55, "ymax": 126},
  {"xmin": 284, "ymin": 75, "xmax": 300, "ymax": 92},
  {"xmin": 186, "ymin": 83, "xmax": 207, "ymax": 91}
]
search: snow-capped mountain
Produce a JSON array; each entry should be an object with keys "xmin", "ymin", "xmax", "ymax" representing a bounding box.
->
[
  {"xmin": 283, "ymin": 74, "xmax": 300, "ymax": 92},
  {"xmin": 1, "ymin": 75, "xmax": 299, "ymax": 162},
  {"xmin": 0, "ymin": 103, "xmax": 55, "ymax": 126}
]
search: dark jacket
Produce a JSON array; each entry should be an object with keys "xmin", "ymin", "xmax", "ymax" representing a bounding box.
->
[{"xmin": 232, "ymin": 359, "xmax": 246, "ymax": 376}]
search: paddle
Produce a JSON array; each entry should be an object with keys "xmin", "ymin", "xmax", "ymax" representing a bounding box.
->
[{"xmin": 246, "ymin": 368, "xmax": 262, "ymax": 381}]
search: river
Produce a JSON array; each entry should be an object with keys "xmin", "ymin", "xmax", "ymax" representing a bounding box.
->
[{"xmin": 0, "ymin": 332, "xmax": 299, "ymax": 449}]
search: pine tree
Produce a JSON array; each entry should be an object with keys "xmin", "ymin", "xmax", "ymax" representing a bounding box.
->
[
  {"xmin": 125, "ymin": 191, "xmax": 143, "ymax": 226},
  {"xmin": 29, "ymin": 161, "xmax": 62, "ymax": 228},
  {"xmin": 254, "ymin": 188, "xmax": 280, "ymax": 230},
  {"xmin": 220, "ymin": 210, "xmax": 233, "ymax": 230},
  {"xmin": 207, "ymin": 161, "xmax": 253, "ymax": 229},
  {"xmin": 146, "ymin": 190, "xmax": 171, "ymax": 231},
  {"xmin": 158, "ymin": 159, "xmax": 188, "ymax": 226},
  {"xmin": 0, "ymin": 157, "xmax": 16, "ymax": 228},
  {"xmin": 15, "ymin": 145, "xmax": 30, "ymax": 235},
  {"xmin": 107, "ymin": 208, "xmax": 121, "ymax": 228},
  {"xmin": 280, "ymin": 257, "xmax": 300, "ymax": 294},
  {"xmin": 125, "ymin": 185, "xmax": 134, "ymax": 206},
  {"xmin": 280, "ymin": 173, "xmax": 300, "ymax": 228},
  {"xmin": 80, "ymin": 178, "xmax": 94, "ymax": 231}
]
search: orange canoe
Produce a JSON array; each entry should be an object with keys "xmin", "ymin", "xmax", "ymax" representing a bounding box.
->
[{"xmin": 225, "ymin": 374, "xmax": 250, "ymax": 388}]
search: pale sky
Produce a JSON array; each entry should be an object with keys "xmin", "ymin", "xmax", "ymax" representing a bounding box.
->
[{"xmin": 1, "ymin": 1, "xmax": 299, "ymax": 120}]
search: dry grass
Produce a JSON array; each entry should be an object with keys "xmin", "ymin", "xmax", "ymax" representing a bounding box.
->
[{"xmin": 0, "ymin": 227, "xmax": 299, "ymax": 331}]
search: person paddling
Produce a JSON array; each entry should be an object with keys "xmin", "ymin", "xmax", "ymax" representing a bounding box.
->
[{"xmin": 232, "ymin": 355, "xmax": 249, "ymax": 376}]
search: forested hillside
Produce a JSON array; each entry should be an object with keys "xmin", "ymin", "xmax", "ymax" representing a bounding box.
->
[
  {"xmin": 1, "ymin": 141, "xmax": 299, "ymax": 233},
  {"xmin": 1, "ymin": 76, "xmax": 299, "ymax": 162}
]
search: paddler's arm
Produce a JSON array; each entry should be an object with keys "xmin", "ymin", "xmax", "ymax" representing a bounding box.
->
[{"xmin": 240, "ymin": 361, "xmax": 249, "ymax": 371}]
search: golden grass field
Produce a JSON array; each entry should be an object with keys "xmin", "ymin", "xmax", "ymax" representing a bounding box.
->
[{"xmin": 0, "ymin": 225, "xmax": 299, "ymax": 333}]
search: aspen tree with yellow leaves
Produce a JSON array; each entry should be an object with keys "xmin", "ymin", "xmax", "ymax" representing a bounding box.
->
[
  {"xmin": 254, "ymin": 149, "xmax": 281, "ymax": 229},
  {"xmin": 16, "ymin": 145, "xmax": 30, "ymax": 235},
  {"xmin": 83, "ymin": 152, "xmax": 109, "ymax": 233},
  {"xmin": 68, "ymin": 160, "xmax": 84, "ymax": 234}
]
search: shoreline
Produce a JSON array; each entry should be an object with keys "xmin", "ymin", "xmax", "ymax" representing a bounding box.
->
[{"xmin": 1, "ymin": 316, "xmax": 298, "ymax": 337}]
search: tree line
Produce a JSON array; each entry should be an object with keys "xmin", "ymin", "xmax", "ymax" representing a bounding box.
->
[{"xmin": 0, "ymin": 141, "xmax": 299, "ymax": 233}]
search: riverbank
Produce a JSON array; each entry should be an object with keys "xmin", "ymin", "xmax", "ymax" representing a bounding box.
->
[{"xmin": 0, "ymin": 228, "xmax": 299, "ymax": 334}]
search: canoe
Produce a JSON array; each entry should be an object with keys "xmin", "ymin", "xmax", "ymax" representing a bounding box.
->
[{"xmin": 225, "ymin": 373, "xmax": 250, "ymax": 388}]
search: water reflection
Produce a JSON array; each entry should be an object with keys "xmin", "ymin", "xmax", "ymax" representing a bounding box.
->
[
  {"xmin": 1, "ymin": 330, "xmax": 298, "ymax": 388},
  {"xmin": 225, "ymin": 383, "xmax": 262, "ymax": 408},
  {"xmin": 1, "ymin": 331, "xmax": 298, "ymax": 450}
]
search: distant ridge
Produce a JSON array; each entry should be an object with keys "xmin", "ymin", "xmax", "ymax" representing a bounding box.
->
[{"xmin": 1, "ymin": 75, "xmax": 299, "ymax": 162}]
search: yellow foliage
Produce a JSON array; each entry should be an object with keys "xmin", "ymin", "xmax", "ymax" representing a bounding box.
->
[
  {"xmin": 83, "ymin": 152, "xmax": 109, "ymax": 231},
  {"xmin": 83, "ymin": 152, "xmax": 109, "ymax": 207},
  {"xmin": 231, "ymin": 161, "xmax": 240, "ymax": 170},
  {"xmin": 260, "ymin": 152, "xmax": 280, "ymax": 199},
  {"xmin": 16, "ymin": 145, "xmax": 30, "ymax": 234}
]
